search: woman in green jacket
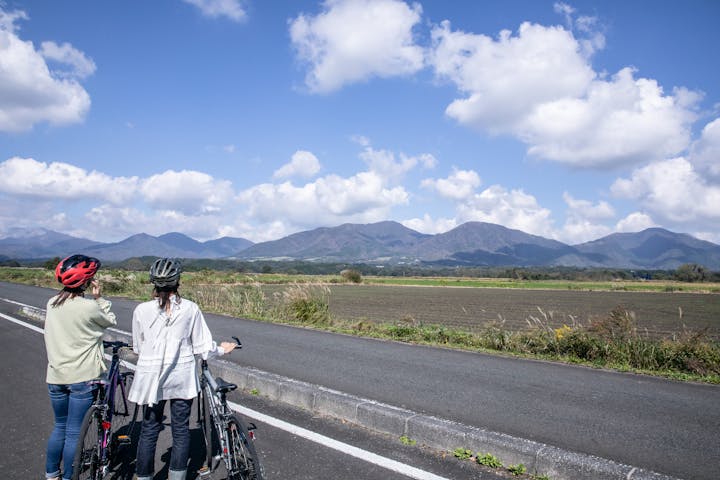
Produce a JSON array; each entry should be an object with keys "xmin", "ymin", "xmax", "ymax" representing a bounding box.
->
[{"xmin": 44, "ymin": 255, "xmax": 117, "ymax": 480}]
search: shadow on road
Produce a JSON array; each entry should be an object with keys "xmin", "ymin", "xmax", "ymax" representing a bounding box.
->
[{"xmin": 105, "ymin": 422, "xmax": 209, "ymax": 480}]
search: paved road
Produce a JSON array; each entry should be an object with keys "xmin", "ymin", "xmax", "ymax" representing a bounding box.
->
[
  {"xmin": 2, "ymin": 281, "xmax": 719, "ymax": 479},
  {"xmin": 0, "ymin": 299, "xmax": 509, "ymax": 480}
]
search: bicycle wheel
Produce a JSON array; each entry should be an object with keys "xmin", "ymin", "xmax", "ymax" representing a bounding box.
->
[
  {"xmin": 72, "ymin": 406, "xmax": 102, "ymax": 480},
  {"xmin": 201, "ymin": 389, "xmax": 216, "ymax": 469},
  {"xmin": 226, "ymin": 415, "xmax": 264, "ymax": 480},
  {"xmin": 111, "ymin": 371, "xmax": 139, "ymax": 441}
]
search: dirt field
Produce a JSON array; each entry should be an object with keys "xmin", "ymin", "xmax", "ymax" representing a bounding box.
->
[{"xmin": 288, "ymin": 285, "xmax": 720, "ymax": 339}]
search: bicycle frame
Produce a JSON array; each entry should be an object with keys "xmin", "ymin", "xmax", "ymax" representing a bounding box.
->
[
  {"xmin": 196, "ymin": 338, "xmax": 263, "ymax": 480},
  {"xmin": 73, "ymin": 340, "xmax": 137, "ymax": 480},
  {"xmin": 97, "ymin": 342, "xmax": 132, "ymax": 465},
  {"xmin": 198, "ymin": 359, "xmax": 234, "ymax": 473}
]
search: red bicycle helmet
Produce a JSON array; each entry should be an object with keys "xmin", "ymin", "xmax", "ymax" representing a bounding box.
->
[{"xmin": 55, "ymin": 254, "xmax": 101, "ymax": 288}]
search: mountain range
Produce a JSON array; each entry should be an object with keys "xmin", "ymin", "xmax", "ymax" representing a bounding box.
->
[
  {"xmin": 1, "ymin": 222, "xmax": 719, "ymax": 270},
  {"xmin": 0, "ymin": 228, "xmax": 253, "ymax": 262}
]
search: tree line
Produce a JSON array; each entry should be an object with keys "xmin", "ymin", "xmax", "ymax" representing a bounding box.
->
[{"xmin": 1, "ymin": 256, "xmax": 714, "ymax": 283}]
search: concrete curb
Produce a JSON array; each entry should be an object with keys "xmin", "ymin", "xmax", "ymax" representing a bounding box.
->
[{"xmin": 24, "ymin": 306, "xmax": 682, "ymax": 480}]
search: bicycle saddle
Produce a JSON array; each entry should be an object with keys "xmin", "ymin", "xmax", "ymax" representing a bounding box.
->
[{"xmin": 214, "ymin": 377, "xmax": 238, "ymax": 393}]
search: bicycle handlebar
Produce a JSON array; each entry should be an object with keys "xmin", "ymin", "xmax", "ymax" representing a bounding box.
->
[{"xmin": 103, "ymin": 340, "xmax": 131, "ymax": 351}]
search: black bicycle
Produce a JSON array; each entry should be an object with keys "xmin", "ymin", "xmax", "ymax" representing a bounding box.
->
[
  {"xmin": 197, "ymin": 336, "xmax": 264, "ymax": 480},
  {"xmin": 72, "ymin": 340, "xmax": 139, "ymax": 480}
]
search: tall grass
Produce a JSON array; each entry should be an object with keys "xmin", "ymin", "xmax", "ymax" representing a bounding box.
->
[{"xmin": 273, "ymin": 283, "xmax": 332, "ymax": 326}]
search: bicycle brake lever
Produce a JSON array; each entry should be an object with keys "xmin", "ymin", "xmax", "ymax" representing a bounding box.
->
[{"xmin": 231, "ymin": 336, "xmax": 243, "ymax": 348}]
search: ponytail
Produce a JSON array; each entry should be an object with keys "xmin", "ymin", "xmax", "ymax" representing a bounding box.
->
[{"xmin": 153, "ymin": 285, "xmax": 180, "ymax": 311}]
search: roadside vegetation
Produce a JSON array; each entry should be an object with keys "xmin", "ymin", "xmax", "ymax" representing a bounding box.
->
[{"xmin": 2, "ymin": 265, "xmax": 718, "ymax": 384}]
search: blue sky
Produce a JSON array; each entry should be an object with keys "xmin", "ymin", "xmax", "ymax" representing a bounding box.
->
[{"xmin": 1, "ymin": 0, "xmax": 719, "ymax": 245}]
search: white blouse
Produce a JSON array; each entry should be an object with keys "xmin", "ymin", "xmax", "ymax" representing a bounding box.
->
[{"xmin": 128, "ymin": 295, "xmax": 224, "ymax": 406}]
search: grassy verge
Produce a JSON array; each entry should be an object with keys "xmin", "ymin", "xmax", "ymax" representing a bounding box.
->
[{"xmin": 3, "ymin": 267, "xmax": 718, "ymax": 383}]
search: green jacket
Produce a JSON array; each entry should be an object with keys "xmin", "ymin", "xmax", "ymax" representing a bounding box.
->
[{"xmin": 44, "ymin": 294, "xmax": 117, "ymax": 384}]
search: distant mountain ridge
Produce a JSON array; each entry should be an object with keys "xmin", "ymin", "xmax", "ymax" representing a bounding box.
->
[
  {"xmin": 236, "ymin": 221, "xmax": 430, "ymax": 261},
  {"xmin": 0, "ymin": 229, "xmax": 253, "ymax": 262},
  {"xmin": 232, "ymin": 221, "xmax": 720, "ymax": 270},
  {"xmin": 1, "ymin": 223, "xmax": 719, "ymax": 269}
]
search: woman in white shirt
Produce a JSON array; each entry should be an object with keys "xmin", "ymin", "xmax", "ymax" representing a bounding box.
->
[{"xmin": 128, "ymin": 258, "xmax": 236, "ymax": 480}]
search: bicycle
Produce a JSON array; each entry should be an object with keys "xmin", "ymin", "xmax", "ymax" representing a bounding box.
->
[
  {"xmin": 72, "ymin": 340, "xmax": 139, "ymax": 480},
  {"xmin": 197, "ymin": 336, "xmax": 265, "ymax": 480}
]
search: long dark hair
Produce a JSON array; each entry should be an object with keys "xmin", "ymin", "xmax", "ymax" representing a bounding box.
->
[
  {"xmin": 153, "ymin": 285, "xmax": 180, "ymax": 311},
  {"xmin": 50, "ymin": 286, "xmax": 86, "ymax": 308}
]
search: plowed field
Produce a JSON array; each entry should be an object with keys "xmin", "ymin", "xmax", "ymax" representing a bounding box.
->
[{"xmin": 313, "ymin": 285, "xmax": 719, "ymax": 338}]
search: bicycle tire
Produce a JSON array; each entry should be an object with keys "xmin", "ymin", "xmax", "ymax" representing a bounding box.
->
[
  {"xmin": 111, "ymin": 371, "xmax": 139, "ymax": 442},
  {"xmin": 72, "ymin": 406, "xmax": 102, "ymax": 480},
  {"xmin": 226, "ymin": 415, "xmax": 264, "ymax": 480},
  {"xmin": 201, "ymin": 389, "xmax": 216, "ymax": 469},
  {"xmin": 107, "ymin": 370, "xmax": 139, "ymax": 473}
]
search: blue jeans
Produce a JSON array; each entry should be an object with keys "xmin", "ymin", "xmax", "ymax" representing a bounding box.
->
[
  {"xmin": 46, "ymin": 382, "xmax": 97, "ymax": 480},
  {"xmin": 135, "ymin": 398, "xmax": 193, "ymax": 478}
]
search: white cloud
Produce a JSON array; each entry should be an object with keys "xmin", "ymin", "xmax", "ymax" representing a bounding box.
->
[
  {"xmin": 560, "ymin": 219, "xmax": 612, "ymax": 245},
  {"xmin": 401, "ymin": 214, "xmax": 457, "ymax": 234},
  {"xmin": 430, "ymin": 20, "xmax": 595, "ymax": 133},
  {"xmin": 0, "ymin": 194, "xmax": 65, "ymax": 238},
  {"xmin": 351, "ymin": 134, "xmax": 371, "ymax": 147},
  {"xmin": 140, "ymin": 170, "xmax": 235, "ymax": 215},
  {"xmin": 690, "ymin": 117, "xmax": 720, "ymax": 180},
  {"xmin": 429, "ymin": 17, "xmax": 700, "ymax": 168},
  {"xmin": 615, "ymin": 212, "xmax": 657, "ymax": 233},
  {"xmin": 0, "ymin": 157, "xmax": 138, "ymax": 204},
  {"xmin": 40, "ymin": 41, "xmax": 96, "ymax": 79},
  {"xmin": 81, "ymin": 203, "xmax": 249, "ymax": 242},
  {"xmin": 611, "ymin": 157, "xmax": 720, "ymax": 224},
  {"xmin": 0, "ymin": 8, "xmax": 27, "ymax": 32},
  {"xmin": 403, "ymin": 184, "xmax": 556, "ymax": 239},
  {"xmin": 522, "ymin": 69, "xmax": 699, "ymax": 167},
  {"xmin": 289, "ymin": 0, "xmax": 424, "ymax": 93},
  {"xmin": 456, "ymin": 185, "xmax": 554, "ymax": 237},
  {"xmin": 0, "ymin": 7, "xmax": 93, "ymax": 132},
  {"xmin": 562, "ymin": 192, "xmax": 614, "ymax": 220},
  {"xmin": 553, "ymin": 2, "xmax": 605, "ymax": 56},
  {"xmin": 273, "ymin": 150, "xmax": 321, "ymax": 179},
  {"xmin": 360, "ymin": 146, "xmax": 435, "ymax": 181},
  {"xmin": 0, "ymin": 144, "xmax": 423, "ymax": 242},
  {"xmin": 421, "ymin": 168, "xmax": 481, "ymax": 200},
  {"xmin": 556, "ymin": 192, "xmax": 615, "ymax": 243},
  {"xmin": 691, "ymin": 231, "xmax": 720, "ymax": 245},
  {"xmin": 182, "ymin": 0, "xmax": 247, "ymax": 22},
  {"xmin": 237, "ymin": 171, "xmax": 409, "ymax": 229}
]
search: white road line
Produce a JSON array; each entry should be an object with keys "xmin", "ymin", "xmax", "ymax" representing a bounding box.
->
[
  {"xmin": 228, "ymin": 400, "xmax": 451, "ymax": 480},
  {"xmin": 0, "ymin": 312, "xmax": 45, "ymax": 334},
  {"xmin": 0, "ymin": 297, "xmax": 36, "ymax": 308},
  {"xmin": 0, "ymin": 308, "xmax": 452, "ymax": 480}
]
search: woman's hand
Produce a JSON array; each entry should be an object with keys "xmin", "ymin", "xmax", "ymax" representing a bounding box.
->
[
  {"xmin": 220, "ymin": 341, "xmax": 237, "ymax": 354},
  {"xmin": 91, "ymin": 279, "xmax": 102, "ymax": 299}
]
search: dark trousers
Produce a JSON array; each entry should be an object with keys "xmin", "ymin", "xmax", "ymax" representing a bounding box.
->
[{"xmin": 135, "ymin": 398, "xmax": 193, "ymax": 477}]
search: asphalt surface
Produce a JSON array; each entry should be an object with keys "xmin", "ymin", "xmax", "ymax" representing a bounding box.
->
[
  {"xmin": 2, "ymin": 281, "xmax": 719, "ymax": 479},
  {"xmin": 0, "ymin": 298, "xmax": 510, "ymax": 480}
]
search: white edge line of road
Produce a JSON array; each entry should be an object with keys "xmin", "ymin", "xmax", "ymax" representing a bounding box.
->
[
  {"xmin": 0, "ymin": 306, "xmax": 452, "ymax": 480},
  {"xmin": 227, "ymin": 399, "xmax": 450, "ymax": 480}
]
